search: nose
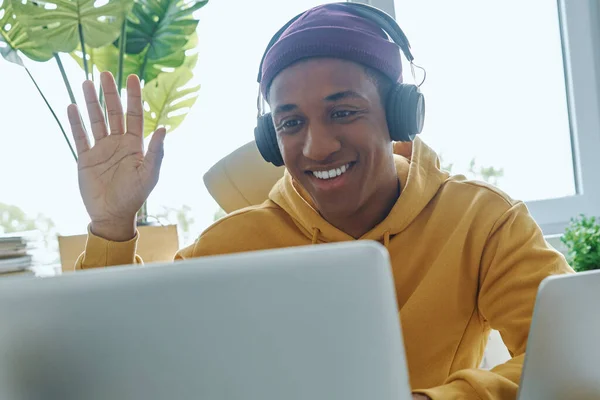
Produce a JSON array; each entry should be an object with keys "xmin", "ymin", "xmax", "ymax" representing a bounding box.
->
[{"xmin": 302, "ymin": 122, "xmax": 341, "ymax": 161}]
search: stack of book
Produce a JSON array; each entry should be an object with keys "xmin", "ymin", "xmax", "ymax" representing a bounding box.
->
[{"xmin": 0, "ymin": 232, "xmax": 38, "ymax": 275}]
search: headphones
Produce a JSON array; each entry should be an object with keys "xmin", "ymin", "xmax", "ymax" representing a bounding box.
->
[{"xmin": 254, "ymin": 2, "xmax": 425, "ymax": 167}]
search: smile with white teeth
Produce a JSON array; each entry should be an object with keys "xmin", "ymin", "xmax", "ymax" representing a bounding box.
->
[{"xmin": 311, "ymin": 163, "xmax": 351, "ymax": 180}]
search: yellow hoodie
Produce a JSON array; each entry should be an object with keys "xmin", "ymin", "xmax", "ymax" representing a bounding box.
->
[{"xmin": 77, "ymin": 137, "xmax": 573, "ymax": 399}]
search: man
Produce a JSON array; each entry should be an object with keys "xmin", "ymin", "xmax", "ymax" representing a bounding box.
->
[{"xmin": 67, "ymin": 3, "xmax": 572, "ymax": 399}]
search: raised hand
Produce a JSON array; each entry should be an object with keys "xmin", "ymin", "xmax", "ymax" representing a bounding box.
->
[{"xmin": 68, "ymin": 72, "xmax": 166, "ymax": 241}]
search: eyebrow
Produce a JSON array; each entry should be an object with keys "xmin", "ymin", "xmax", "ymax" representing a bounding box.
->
[
  {"xmin": 273, "ymin": 103, "xmax": 298, "ymax": 115},
  {"xmin": 272, "ymin": 90, "xmax": 366, "ymax": 115},
  {"xmin": 324, "ymin": 90, "xmax": 366, "ymax": 102}
]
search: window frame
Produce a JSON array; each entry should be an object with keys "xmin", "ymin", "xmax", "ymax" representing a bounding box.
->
[{"xmin": 355, "ymin": 0, "xmax": 600, "ymax": 235}]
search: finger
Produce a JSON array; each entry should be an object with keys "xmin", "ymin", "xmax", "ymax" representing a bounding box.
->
[
  {"xmin": 100, "ymin": 71, "xmax": 125, "ymax": 135},
  {"xmin": 67, "ymin": 104, "xmax": 90, "ymax": 155},
  {"xmin": 126, "ymin": 75, "xmax": 144, "ymax": 138},
  {"xmin": 82, "ymin": 80, "xmax": 108, "ymax": 141},
  {"xmin": 144, "ymin": 127, "xmax": 167, "ymax": 174}
]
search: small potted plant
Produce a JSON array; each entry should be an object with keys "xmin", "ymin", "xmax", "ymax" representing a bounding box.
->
[{"xmin": 561, "ymin": 214, "xmax": 600, "ymax": 272}]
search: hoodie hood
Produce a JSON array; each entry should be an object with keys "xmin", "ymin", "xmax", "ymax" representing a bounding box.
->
[{"xmin": 268, "ymin": 137, "xmax": 450, "ymax": 244}]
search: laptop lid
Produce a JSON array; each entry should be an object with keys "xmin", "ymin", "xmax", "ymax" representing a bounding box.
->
[
  {"xmin": 0, "ymin": 241, "xmax": 412, "ymax": 400},
  {"xmin": 518, "ymin": 269, "xmax": 600, "ymax": 400}
]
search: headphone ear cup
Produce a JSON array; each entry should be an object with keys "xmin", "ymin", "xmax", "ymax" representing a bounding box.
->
[
  {"xmin": 386, "ymin": 83, "xmax": 425, "ymax": 142},
  {"xmin": 254, "ymin": 113, "xmax": 284, "ymax": 167}
]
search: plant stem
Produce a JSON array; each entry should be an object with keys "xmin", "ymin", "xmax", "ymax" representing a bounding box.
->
[
  {"xmin": 78, "ymin": 23, "xmax": 89, "ymax": 80},
  {"xmin": 90, "ymin": 48, "xmax": 95, "ymax": 83},
  {"xmin": 137, "ymin": 201, "xmax": 148, "ymax": 225},
  {"xmin": 25, "ymin": 67, "xmax": 77, "ymax": 162},
  {"xmin": 117, "ymin": 18, "xmax": 128, "ymax": 93},
  {"xmin": 139, "ymin": 51, "xmax": 149, "ymax": 83},
  {"xmin": 54, "ymin": 53, "xmax": 77, "ymax": 105}
]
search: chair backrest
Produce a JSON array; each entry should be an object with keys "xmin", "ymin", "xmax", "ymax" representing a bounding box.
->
[{"xmin": 203, "ymin": 141, "xmax": 285, "ymax": 213}]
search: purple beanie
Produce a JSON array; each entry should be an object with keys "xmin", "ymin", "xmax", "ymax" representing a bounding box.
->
[{"xmin": 260, "ymin": 3, "xmax": 403, "ymax": 98}]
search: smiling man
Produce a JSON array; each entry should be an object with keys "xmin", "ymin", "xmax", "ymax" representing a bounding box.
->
[
  {"xmin": 68, "ymin": 3, "xmax": 572, "ymax": 399},
  {"xmin": 267, "ymin": 59, "xmax": 400, "ymax": 239}
]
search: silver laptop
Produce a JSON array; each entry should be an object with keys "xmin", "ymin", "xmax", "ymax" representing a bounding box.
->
[
  {"xmin": 0, "ymin": 241, "xmax": 412, "ymax": 400},
  {"xmin": 518, "ymin": 269, "xmax": 600, "ymax": 400}
]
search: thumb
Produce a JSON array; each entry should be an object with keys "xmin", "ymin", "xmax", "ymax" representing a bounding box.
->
[{"xmin": 145, "ymin": 127, "xmax": 167, "ymax": 173}]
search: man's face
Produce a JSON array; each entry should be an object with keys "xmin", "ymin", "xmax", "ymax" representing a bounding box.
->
[{"xmin": 268, "ymin": 58, "xmax": 396, "ymax": 218}]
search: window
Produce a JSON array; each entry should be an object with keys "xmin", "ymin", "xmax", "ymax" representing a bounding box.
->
[{"xmin": 359, "ymin": 0, "xmax": 600, "ymax": 235}]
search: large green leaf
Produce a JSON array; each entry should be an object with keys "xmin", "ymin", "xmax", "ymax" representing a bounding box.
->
[
  {"xmin": 0, "ymin": 0, "xmax": 53, "ymax": 65},
  {"xmin": 142, "ymin": 62, "xmax": 200, "ymax": 136},
  {"xmin": 126, "ymin": 0, "xmax": 207, "ymax": 63},
  {"xmin": 142, "ymin": 30, "xmax": 197, "ymax": 81},
  {"xmin": 71, "ymin": 31, "xmax": 197, "ymax": 85},
  {"xmin": 13, "ymin": 0, "xmax": 133, "ymax": 53}
]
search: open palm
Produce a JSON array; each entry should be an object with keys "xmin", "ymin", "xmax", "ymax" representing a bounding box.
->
[{"xmin": 68, "ymin": 72, "xmax": 166, "ymax": 240}]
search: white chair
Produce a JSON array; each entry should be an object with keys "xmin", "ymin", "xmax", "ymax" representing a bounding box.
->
[{"xmin": 203, "ymin": 141, "xmax": 285, "ymax": 214}]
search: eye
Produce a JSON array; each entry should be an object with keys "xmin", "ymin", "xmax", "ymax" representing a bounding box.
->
[
  {"xmin": 279, "ymin": 118, "xmax": 304, "ymax": 130},
  {"xmin": 332, "ymin": 110, "xmax": 357, "ymax": 119}
]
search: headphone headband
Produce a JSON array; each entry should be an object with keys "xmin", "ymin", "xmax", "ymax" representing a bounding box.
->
[{"xmin": 256, "ymin": 2, "xmax": 414, "ymax": 83}]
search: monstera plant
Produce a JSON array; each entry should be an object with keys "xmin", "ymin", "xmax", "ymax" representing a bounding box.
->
[{"xmin": 0, "ymin": 0, "xmax": 207, "ymax": 223}]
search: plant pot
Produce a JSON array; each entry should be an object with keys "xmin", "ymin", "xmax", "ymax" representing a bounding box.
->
[{"xmin": 58, "ymin": 224, "xmax": 179, "ymax": 273}]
